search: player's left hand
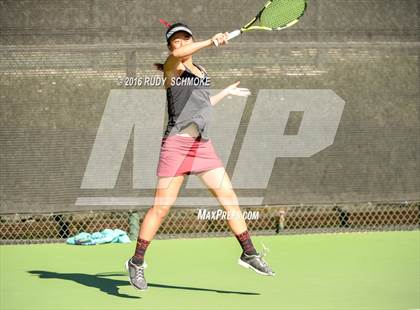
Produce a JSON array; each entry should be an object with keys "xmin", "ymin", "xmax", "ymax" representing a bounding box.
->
[{"xmin": 225, "ymin": 81, "xmax": 251, "ymax": 97}]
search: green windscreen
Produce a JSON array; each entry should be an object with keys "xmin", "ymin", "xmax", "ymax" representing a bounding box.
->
[
  {"xmin": 1, "ymin": 0, "xmax": 419, "ymax": 213},
  {"xmin": 260, "ymin": 0, "xmax": 306, "ymax": 29}
]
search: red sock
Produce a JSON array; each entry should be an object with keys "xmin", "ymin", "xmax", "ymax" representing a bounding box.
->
[
  {"xmin": 235, "ymin": 230, "xmax": 257, "ymax": 255},
  {"xmin": 131, "ymin": 238, "xmax": 150, "ymax": 265}
]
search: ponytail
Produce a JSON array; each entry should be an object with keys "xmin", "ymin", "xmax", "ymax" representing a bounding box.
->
[{"xmin": 154, "ymin": 63, "xmax": 164, "ymax": 72}]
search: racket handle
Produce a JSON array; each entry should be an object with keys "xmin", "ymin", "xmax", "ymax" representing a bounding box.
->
[{"xmin": 227, "ymin": 30, "xmax": 242, "ymax": 41}]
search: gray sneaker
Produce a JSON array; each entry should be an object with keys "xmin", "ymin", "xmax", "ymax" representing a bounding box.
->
[
  {"xmin": 125, "ymin": 258, "xmax": 148, "ymax": 290},
  {"xmin": 238, "ymin": 252, "xmax": 275, "ymax": 276}
]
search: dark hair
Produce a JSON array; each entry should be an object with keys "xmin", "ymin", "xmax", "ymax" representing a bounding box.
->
[
  {"xmin": 154, "ymin": 63, "xmax": 164, "ymax": 71},
  {"xmin": 154, "ymin": 22, "xmax": 193, "ymax": 72}
]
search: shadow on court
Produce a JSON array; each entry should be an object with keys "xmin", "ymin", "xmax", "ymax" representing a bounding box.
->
[
  {"xmin": 28, "ymin": 270, "xmax": 140, "ymax": 299},
  {"xmin": 28, "ymin": 271, "xmax": 260, "ymax": 298}
]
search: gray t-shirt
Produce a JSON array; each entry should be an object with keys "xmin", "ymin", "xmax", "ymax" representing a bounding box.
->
[{"xmin": 163, "ymin": 64, "xmax": 212, "ymax": 141}]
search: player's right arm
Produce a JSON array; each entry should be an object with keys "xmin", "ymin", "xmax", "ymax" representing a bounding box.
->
[
  {"xmin": 163, "ymin": 55, "xmax": 182, "ymax": 88},
  {"xmin": 170, "ymin": 33, "xmax": 228, "ymax": 59},
  {"xmin": 163, "ymin": 33, "xmax": 229, "ymax": 87}
]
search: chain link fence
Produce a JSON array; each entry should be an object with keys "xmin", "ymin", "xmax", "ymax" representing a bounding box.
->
[{"xmin": 1, "ymin": 201, "xmax": 418, "ymax": 244}]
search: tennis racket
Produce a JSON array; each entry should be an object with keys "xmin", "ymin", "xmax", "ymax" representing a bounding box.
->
[{"xmin": 215, "ymin": 0, "xmax": 307, "ymax": 45}]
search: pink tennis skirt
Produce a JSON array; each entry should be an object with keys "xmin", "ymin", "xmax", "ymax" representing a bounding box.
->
[{"xmin": 156, "ymin": 134, "xmax": 224, "ymax": 177}]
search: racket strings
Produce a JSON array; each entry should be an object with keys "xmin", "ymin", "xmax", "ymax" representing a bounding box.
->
[{"xmin": 260, "ymin": 0, "xmax": 306, "ymax": 29}]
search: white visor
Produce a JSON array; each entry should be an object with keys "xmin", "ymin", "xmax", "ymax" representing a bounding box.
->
[{"xmin": 166, "ymin": 26, "xmax": 193, "ymax": 41}]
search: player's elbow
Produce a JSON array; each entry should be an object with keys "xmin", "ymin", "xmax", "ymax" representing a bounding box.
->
[{"xmin": 171, "ymin": 50, "xmax": 184, "ymax": 59}]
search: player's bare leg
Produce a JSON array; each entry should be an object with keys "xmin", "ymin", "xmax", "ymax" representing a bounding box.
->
[
  {"xmin": 197, "ymin": 167, "xmax": 275, "ymax": 276},
  {"xmin": 126, "ymin": 175, "xmax": 185, "ymax": 290}
]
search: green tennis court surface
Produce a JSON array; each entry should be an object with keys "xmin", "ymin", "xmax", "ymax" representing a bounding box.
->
[{"xmin": 1, "ymin": 231, "xmax": 419, "ymax": 310}]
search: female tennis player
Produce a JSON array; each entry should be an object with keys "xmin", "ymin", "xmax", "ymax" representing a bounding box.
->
[{"xmin": 126, "ymin": 22, "xmax": 275, "ymax": 291}]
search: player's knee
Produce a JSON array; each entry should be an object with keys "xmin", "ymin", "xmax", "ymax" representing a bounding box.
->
[
  {"xmin": 152, "ymin": 204, "xmax": 171, "ymax": 218},
  {"xmin": 217, "ymin": 189, "xmax": 239, "ymax": 207}
]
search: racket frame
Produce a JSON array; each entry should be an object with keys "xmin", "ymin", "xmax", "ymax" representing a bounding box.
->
[{"xmin": 227, "ymin": 0, "xmax": 307, "ymax": 41}]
